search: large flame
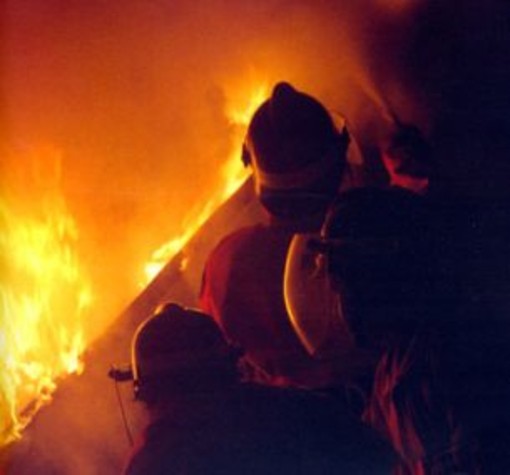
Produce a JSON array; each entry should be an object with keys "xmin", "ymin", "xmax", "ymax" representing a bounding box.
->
[
  {"xmin": 143, "ymin": 82, "xmax": 269, "ymax": 282},
  {"xmin": 0, "ymin": 147, "xmax": 93, "ymax": 446},
  {"xmin": 0, "ymin": 83, "xmax": 269, "ymax": 447}
]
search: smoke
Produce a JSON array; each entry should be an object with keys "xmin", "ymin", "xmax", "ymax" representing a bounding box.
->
[{"xmin": 3, "ymin": 0, "xmax": 510, "ymax": 473}]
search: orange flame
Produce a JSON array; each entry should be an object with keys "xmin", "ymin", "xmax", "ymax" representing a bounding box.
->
[
  {"xmin": 0, "ymin": 147, "xmax": 93, "ymax": 446},
  {"xmin": 143, "ymin": 81, "xmax": 269, "ymax": 282}
]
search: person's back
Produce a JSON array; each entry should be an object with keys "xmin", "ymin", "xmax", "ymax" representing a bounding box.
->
[
  {"xmin": 200, "ymin": 224, "xmax": 335, "ymax": 385},
  {"xmin": 126, "ymin": 382, "xmax": 393, "ymax": 475}
]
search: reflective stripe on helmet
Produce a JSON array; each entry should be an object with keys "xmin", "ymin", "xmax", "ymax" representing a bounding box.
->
[{"xmin": 253, "ymin": 142, "xmax": 340, "ymax": 191}]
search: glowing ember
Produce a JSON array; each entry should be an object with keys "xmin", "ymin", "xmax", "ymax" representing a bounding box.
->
[
  {"xmin": 0, "ymin": 148, "xmax": 92, "ymax": 446},
  {"xmin": 143, "ymin": 83, "xmax": 269, "ymax": 283}
]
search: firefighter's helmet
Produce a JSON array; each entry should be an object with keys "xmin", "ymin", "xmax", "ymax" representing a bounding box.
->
[
  {"xmin": 242, "ymin": 82, "xmax": 350, "ymax": 223},
  {"xmin": 284, "ymin": 187, "xmax": 433, "ymax": 352},
  {"xmin": 130, "ymin": 303, "xmax": 240, "ymax": 402}
]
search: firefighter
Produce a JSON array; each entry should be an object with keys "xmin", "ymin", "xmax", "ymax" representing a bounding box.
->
[
  {"xmin": 117, "ymin": 302, "xmax": 394, "ymax": 475},
  {"xmin": 199, "ymin": 82, "xmax": 356, "ymax": 387},
  {"xmin": 298, "ymin": 187, "xmax": 510, "ymax": 473}
]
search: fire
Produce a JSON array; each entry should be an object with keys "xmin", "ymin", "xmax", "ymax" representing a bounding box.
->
[
  {"xmin": 143, "ymin": 82, "xmax": 269, "ymax": 282},
  {"xmin": 0, "ymin": 147, "xmax": 92, "ymax": 446}
]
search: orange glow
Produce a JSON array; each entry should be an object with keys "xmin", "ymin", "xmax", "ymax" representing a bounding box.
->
[
  {"xmin": 142, "ymin": 82, "xmax": 269, "ymax": 283},
  {"xmin": 0, "ymin": 148, "xmax": 92, "ymax": 446},
  {"xmin": 375, "ymin": 0, "xmax": 424, "ymax": 14}
]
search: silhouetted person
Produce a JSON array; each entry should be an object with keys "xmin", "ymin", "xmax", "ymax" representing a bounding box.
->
[
  {"xmin": 302, "ymin": 187, "xmax": 510, "ymax": 473},
  {"xmin": 116, "ymin": 302, "xmax": 394, "ymax": 475},
  {"xmin": 199, "ymin": 82, "xmax": 355, "ymax": 387}
]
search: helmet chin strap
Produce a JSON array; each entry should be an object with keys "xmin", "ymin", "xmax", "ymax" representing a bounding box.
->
[{"xmin": 109, "ymin": 365, "xmax": 134, "ymax": 447}]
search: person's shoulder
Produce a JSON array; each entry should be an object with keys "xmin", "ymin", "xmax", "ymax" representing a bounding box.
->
[
  {"xmin": 123, "ymin": 419, "xmax": 184, "ymax": 475},
  {"xmin": 122, "ymin": 437, "xmax": 164, "ymax": 475},
  {"xmin": 221, "ymin": 223, "xmax": 293, "ymax": 244},
  {"xmin": 207, "ymin": 224, "xmax": 293, "ymax": 261}
]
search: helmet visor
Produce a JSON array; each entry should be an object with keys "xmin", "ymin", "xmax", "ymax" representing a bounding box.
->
[{"xmin": 283, "ymin": 233, "xmax": 352, "ymax": 358}]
